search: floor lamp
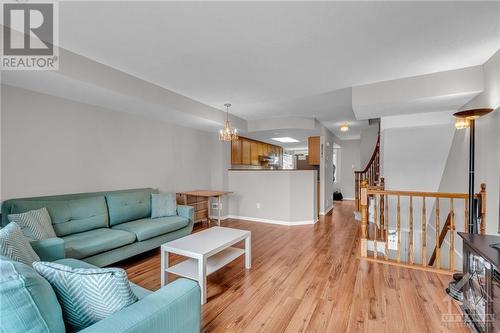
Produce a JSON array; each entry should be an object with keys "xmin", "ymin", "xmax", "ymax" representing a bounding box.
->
[{"xmin": 446, "ymin": 108, "xmax": 494, "ymax": 301}]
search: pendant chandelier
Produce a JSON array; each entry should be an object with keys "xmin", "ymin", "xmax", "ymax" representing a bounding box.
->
[{"xmin": 219, "ymin": 103, "xmax": 238, "ymax": 141}]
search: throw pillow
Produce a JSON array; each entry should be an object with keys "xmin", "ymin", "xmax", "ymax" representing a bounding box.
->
[
  {"xmin": 8, "ymin": 207, "xmax": 56, "ymax": 240},
  {"xmin": 33, "ymin": 261, "xmax": 138, "ymax": 331},
  {"xmin": 151, "ymin": 192, "xmax": 177, "ymax": 218},
  {"xmin": 0, "ymin": 222, "xmax": 40, "ymax": 266}
]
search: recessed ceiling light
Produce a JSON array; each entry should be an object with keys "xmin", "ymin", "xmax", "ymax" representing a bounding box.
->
[
  {"xmin": 271, "ymin": 137, "xmax": 300, "ymax": 143},
  {"xmin": 340, "ymin": 123, "xmax": 349, "ymax": 132}
]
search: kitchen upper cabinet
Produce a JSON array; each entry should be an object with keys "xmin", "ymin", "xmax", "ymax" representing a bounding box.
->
[
  {"xmin": 231, "ymin": 140, "xmax": 242, "ymax": 164},
  {"xmin": 241, "ymin": 140, "xmax": 251, "ymax": 164},
  {"xmin": 308, "ymin": 136, "xmax": 320, "ymax": 165},
  {"xmin": 257, "ymin": 142, "xmax": 264, "ymax": 157},
  {"xmin": 230, "ymin": 136, "xmax": 283, "ymax": 166},
  {"xmin": 263, "ymin": 144, "xmax": 269, "ymax": 156},
  {"xmin": 250, "ymin": 141, "xmax": 260, "ymax": 165}
]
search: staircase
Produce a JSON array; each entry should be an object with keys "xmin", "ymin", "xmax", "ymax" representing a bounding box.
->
[
  {"xmin": 359, "ymin": 181, "xmax": 487, "ymax": 273},
  {"xmin": 354, "ymin": 130, "xmax": 380, "ymax": 211},
  {"xmin": 354, "ymin": 125, "xmax": 488, "ymax": 274}
]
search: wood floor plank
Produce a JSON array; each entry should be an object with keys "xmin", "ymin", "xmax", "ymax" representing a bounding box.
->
[{"xmin": 118, "ymin": 201, "xmax": 468, "ymax": 332}]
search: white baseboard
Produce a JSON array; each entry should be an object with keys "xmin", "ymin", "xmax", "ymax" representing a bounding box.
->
[
  {"xmin": 342, "ymin": 198, "xmax": 355, "ymax": 201},
  {"xmin": 225, "ymin": 215, "xmax": 317, "ymax": 226},
  {"xmin": 320, "ymin": 205, "xmax": 333, "ymax": 216}
]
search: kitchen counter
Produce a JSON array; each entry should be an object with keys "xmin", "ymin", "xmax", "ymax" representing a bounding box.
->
[
  {"xmin": 228, "ymin": 169, "xmax": 309, "ymax": 171},
  {"xmin": 226, "ymin": 169, "xmax": 318, "ymax": 225}
]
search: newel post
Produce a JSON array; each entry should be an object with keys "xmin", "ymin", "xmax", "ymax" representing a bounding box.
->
[
  {"xmin": 360, "ymin": 179, "xmax": 368, "ymax": 257},
  {"xmin": 480, "ymin": 183, "xmax": 486, "ymax": 235}
]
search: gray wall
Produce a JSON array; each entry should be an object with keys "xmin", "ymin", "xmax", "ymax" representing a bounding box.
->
[
  {"xmin": 1, "ymin": 85, "xmax": 216, "ymax": 199},
  {"xmin": 437, "ymin": 49, "xmax": 500, "ymax": 235},
  {"xmin": 338, "ymin": 140, "xmax": 361, "ymax": 199},
  {"xmin": 359, "ymin": 124, "xmax": 379, "ymax": 168},
  {"xmin": 320, "ymin": 131, "xmax": 335, "ymax": 213},
  {"xmin": 381, "ymin": 124, "xmax": 455, "ymax": 191}
]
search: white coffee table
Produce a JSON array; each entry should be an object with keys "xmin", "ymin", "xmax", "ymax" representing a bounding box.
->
[{"xmin": 160, "ymin": 226, "xmax": 251, "ymax": 304}]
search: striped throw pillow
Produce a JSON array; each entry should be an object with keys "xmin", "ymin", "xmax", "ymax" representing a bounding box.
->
[
  {"xmin": 8, "ymin": 207, "xmax": 56, "ymax": 240},
  {"xmin": 0, "ymin": 222, "xmax": 40, "ymax": 265},
  {"xmin": 33, "ymin": 261, "xmax": 138, "ymax": 331}
]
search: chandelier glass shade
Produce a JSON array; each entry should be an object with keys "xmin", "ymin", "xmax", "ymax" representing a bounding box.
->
[{"xmin": 219, "ymin": 103, "xmax": 239, "ymax": 141}]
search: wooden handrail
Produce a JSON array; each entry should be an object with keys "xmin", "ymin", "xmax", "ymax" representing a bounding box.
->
[{"xmin": 367, "ymin": 189, "xmax": 475, "ymax": 199}]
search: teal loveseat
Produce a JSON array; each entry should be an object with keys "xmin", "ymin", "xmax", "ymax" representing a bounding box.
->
[
  {"xmin": 0, "ymin": 255, "xmax": 201, "ymax": 333},
  {"xmin": 1, "ymin": 188, "xmax": 194, "ymax": 267}
]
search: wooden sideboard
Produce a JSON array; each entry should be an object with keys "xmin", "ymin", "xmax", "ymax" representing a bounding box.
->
[
  {"xmin": 176, "ymin": 190, "xmax": 232, "ymax": 225},
  {"xmin": 176, "ymin": 193, "xmax": 209, "ymax": 223},
  {"xmin": 231, "ymin": 137, "xmax": 283, "ymax": 167}
]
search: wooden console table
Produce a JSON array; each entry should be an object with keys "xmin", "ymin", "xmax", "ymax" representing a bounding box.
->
[{"xmin": 176, "ymin": 190, "xmax": 232, "ymax": 226}]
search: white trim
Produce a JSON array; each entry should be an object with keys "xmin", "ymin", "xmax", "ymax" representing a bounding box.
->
[
  {"xmin": 342, "ymin": 198, "xmax": 355, "ymax": 201},
  {"xmin": 320, "ymin": 204, "xmax": 333, "ymax": 216},
  {"xmin": 225, "ymin": 215, "xmax": 317, "ymax": 226}
]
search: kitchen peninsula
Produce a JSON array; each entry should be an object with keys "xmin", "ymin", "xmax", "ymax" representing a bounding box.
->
[
  {"xmin": 227, "ymin": 169, "xmax": 318, "ymax": 225},
  {"xmin": 227, "ymin": 137, "xmax": 318, "ymax": 225}
]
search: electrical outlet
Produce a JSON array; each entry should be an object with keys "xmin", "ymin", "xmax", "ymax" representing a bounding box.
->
[{"xmin": 256, "ymin": 203, "xmax": 261, "ymax": 209}]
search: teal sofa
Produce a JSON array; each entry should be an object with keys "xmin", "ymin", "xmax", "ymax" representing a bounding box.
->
[{"xmin": 1, "ymin": 188, "xmax": 195, "ymax": 267}]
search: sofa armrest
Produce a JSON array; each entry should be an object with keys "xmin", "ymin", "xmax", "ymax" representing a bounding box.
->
[
  {"xmin": 30, "ymin": 237, "xmax": 65, "ymax": 261},
  {"xmin": 177, "ymin": 205, "xmax": 195, "ymax": 224},
  {"xmin": 80, "ymin": 278, "xmax": 200, "ymax": 333}
]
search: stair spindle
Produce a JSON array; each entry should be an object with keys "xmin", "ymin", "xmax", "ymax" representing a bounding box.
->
[
  {"xmin": 397, "ymin": 195, "xmax": 401, "ymax": 263},
  {"xmin": 480, "ymin": 183, "xmax": 486, "ymax": 234},
  {"xmin": 385, "ymin": 195, "xmax": 389, "ymax": 260},
  {"xmin": 409, "ymin": 196, "xmax": 414, "ymax": 265},
  {"xmin": 449, "ymin": 198, "xmax": 455, "ymax": 271},
  {"xmin": 422, "ymin": 197, "xmax": 426, "ymax": 267},
  {"xmin": 374, "ymin": 194, "xmax": 379, "ymax": 258},
  {"xmin": 435, "ymin": 198, "xmax": 440, "ymax": 270}
]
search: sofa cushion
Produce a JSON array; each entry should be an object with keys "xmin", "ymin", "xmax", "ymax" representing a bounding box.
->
[
  {"xmin": 0, "ymin": 222, "xmax": 40, "ymax": 266},
  {"xmin": 106, "ymin": 189, "xmax": 154, "ymax": 226},
  {"xmin": 8, "ymin": 207, "xmax": 57, "ymax": 240},
  {"xmin": 112, "ymin": 216, "xmax": 189, "ymax": 242},
  {"xmin": 0, "ymin": 257, "xmax": 65, "ymax": 333},
  {"xmin": 55, "ymin": 258, "xmax": 152, "ymax": 300},
  {"xmin": 33, "ymin": 261, "xmax": 138, "ymax": 332},
  {"xmin": 10, "ymin": 196, "xmax": 109, "ymax": 237},
  {"xmin": 63, "ymin": 228, "xmax": 136, "ymax": 259},
  {"xmin": 151, "ymin": 193, "xmax": 177, "ymax": 218}
]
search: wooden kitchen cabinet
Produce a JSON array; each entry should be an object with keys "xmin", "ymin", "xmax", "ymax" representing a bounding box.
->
[
  {"xmin": 250, "ymin": 141, "xmax": 260, "ymax": 165},
  {"xmin": 231, "ymin": 139, "xmax": 242, "ymax": 164},
  {"xmin": 308, "ymin": 136, "xmax": 320, "ymax": 165},
  {"xmin": 263, "ymin": 144, "xmax": 269, "ymax": 156},
  {"xmin": 241, "ymin": 140, "xmax": 251, "ymax": 164},
  {"xmin": 231, "ymin": 136, "xmax": 283, "ymax": 166}
]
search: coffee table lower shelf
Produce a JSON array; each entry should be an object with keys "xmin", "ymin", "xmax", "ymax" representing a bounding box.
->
[{"xmin": 165, "ymin": 247, "xmax": 245, "ymax": 280}]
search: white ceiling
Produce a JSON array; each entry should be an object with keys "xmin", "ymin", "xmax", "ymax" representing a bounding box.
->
[{"xmin": 3, "ymin": 1, "xmax": 500, "ymax": 140}]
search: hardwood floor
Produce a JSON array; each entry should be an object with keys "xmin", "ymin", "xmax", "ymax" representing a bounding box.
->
[{"xmin": 118, "ymin": 201, "xmax": 468, "ymax": 332}]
